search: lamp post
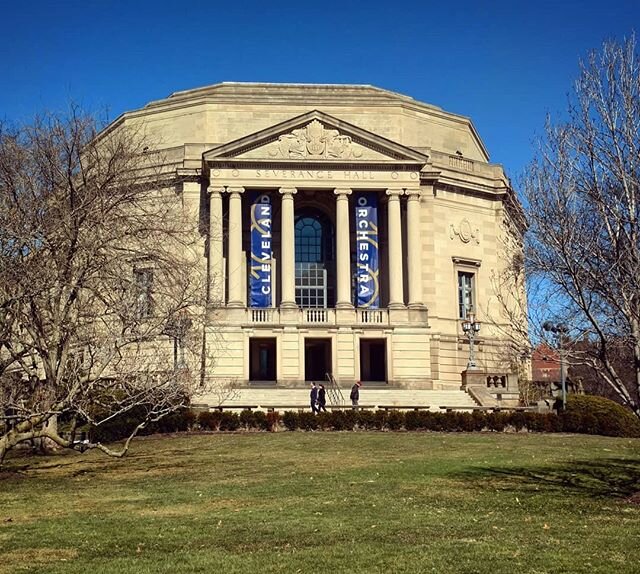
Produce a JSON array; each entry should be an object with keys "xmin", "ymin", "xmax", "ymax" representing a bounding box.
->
[
  {"xmin": 164, "ymin": 312, "xmax": 192, "ymax": 371},
  {"xmin": 462, "ymin": 310, "xmax": 481, "ymax": 369},
  {"xmin": 543, "ymin": 321, "xmax": 568, "ymax": 410}
]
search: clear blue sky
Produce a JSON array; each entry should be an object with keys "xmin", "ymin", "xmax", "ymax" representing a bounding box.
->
[{"xmin": 1, "ymin": 0, "xmax": 637, "ymax": 180}]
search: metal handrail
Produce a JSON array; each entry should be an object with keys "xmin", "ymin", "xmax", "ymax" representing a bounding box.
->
[{"xmin": 325, "ymin": 372, "xmax": 345, "ymax": 406}]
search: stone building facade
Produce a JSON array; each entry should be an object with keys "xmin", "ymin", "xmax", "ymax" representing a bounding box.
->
[{"xmin": 112, "ymin": 83, "xmax": 524, "ymax": 390}]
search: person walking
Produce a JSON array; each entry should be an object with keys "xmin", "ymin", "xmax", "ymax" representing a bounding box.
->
[
  {"xmin": 350, "ymin": 381, "xmax": 362, "ymax": 407},
  {"xmin": 317, "ymin": 384, "xmax": 327, "ymax": 412},
  {"xmin": 310, "ymin": 382, "xmax": 319, "ymax": 414}
]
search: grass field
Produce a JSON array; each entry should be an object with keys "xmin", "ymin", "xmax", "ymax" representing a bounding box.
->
[{"xmin": 1, "ymin": 432, "xmax": 639, "ymax": 574}]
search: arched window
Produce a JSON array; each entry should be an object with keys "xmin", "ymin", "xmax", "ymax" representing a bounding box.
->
[
  {"xmin": 295, "ymin": 216, "xmax": 324, "ymax": 263},
  {"xmin": 294, "ymin": 209, "xmax": 334, "ymax": 307}
]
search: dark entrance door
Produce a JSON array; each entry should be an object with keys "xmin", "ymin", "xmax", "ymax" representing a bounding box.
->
[
  {"xmin": 249, "ymin": 338, "xmax": 277, "ymax": 382},
  {"xmin": 360, "ymin": 339, "xmax": 387, "ymax": 382},
  {"xmin": 304, "ymin": 338, "xmax": 332, "ymax": 381}
]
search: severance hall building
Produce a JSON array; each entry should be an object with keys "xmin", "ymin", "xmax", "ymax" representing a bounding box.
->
[{"xmin": 118, "ymin": 83, "xmax": 523, "ymax": 392}]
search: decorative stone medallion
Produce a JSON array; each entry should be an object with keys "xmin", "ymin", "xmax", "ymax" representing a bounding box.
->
[
  {"xmin": 268, "ymin": 120, "xmax": 364, "ymax": 159},
  {"xmin": 450, "ymin": 218, "xmax": 480, "ymax": 244}
]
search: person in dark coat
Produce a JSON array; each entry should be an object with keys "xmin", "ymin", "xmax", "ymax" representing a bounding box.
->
[
  {"xmin": 350, "ymin": 381, "xmax": 362, "ymax": 407},
  {"xmin": 317, "ymin": 384, "xmax": 327, "ymax": 412},
  {"xmin": 310, "ymin": 382, "xmax": 319, "ymax": 414}
]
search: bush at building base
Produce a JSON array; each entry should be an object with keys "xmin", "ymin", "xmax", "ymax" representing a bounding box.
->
[
  {"xmin": 561, "ymin": 395, "xmax": 640, "ymax": 437},
  {"xmin": 86, "ymin": 398, "xmax": 640, "ymax": 442}
]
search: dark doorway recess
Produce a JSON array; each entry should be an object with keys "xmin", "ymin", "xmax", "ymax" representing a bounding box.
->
[
  {"xmin": 249, "ymin": 338, "xmax": 277, "ymax": 382},
  {"xmin": 304, "ymin": 338, "xmax": 332, "ymax": 381},
  {"xmin": 360, "ymin": 339, "xmax": 387, "ymax": 383}
]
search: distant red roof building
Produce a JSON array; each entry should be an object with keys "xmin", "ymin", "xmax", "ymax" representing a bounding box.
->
[{"xmin": 531, "ymin": 344, "xmax": 560, "ymax": 382}]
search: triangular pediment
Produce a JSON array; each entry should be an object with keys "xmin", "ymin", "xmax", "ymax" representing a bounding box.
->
[{"xmin": 203, "ymin": 110, "xmax": 428, "ymax": 164}]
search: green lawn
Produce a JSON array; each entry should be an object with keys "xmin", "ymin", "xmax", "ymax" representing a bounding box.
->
[{"xmin": 1, "ymin": 432, "xmax": 639, "ymax": 573}]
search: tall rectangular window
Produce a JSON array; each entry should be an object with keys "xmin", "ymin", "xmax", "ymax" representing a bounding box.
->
[
  {"xmin": 134, "ymin": 268, "xmax": 154, "ymax": 318},
  {"xmin": 458, "ymin": 271, "xmax": 474, "ymax": 319}
]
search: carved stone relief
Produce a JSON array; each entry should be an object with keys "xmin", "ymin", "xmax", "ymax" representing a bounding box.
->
[
  {"xmin": 268, "ymin": 120, "xmax": 364, "ymax": 159},
  {"xmin": 450, "ymin": 218, "xmax": 480, "ymax": 244}
]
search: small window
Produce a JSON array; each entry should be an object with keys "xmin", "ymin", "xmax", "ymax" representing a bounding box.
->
[
  {"xmin": 458, "ymin": 271, "xmax": 474, "ymax": 319},
  {"xmin": 134, "ymin": 268, "xmax": 154, "ymax": 318}
]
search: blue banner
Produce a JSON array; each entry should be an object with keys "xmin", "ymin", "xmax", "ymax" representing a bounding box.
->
[
  {"xmin": 355, "ymin": 193, "xmax": 380, "ymax": 308},
  {"xmin": 249, "ymin": 194, "xmax": 272, "ymax": 307}
]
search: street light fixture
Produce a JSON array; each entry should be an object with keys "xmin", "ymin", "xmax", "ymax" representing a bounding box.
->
[
  {"xmin": 543, "ymin": 321, "xmax": 568, "ymax": 411},
  {"xmin": 462, "ymin": 309, "xmax": 481, "ymax": 369},
  {"xmin": 164, "ymin": 312, "xmax": 193, "ymax": 371}
]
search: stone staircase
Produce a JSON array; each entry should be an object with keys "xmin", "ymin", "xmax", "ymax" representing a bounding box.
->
[{"xmin": 195, "ymin": 387, "xmax": 477, "ymax": 410}]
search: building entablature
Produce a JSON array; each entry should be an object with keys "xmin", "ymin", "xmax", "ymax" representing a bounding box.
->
[
  {"xmin": 172, "ymin": 111, "xmax": 509, "ymax": 199},
  {"xmin": 202, "ymin": 110, "xmax": 428, "ymax": 193}
]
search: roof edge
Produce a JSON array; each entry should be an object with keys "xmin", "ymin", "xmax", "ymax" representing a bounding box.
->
[{"xmin": 143, "ymin": 81, "xmax": 443, "ymax": 112}]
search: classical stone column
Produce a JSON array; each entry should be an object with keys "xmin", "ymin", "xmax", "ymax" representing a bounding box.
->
[
  {"xmin": 226, "ymin": 186, "xmax": 245, "ymax": 307},
  {"xmin": 334, "ymin": 187, "xmax": 353, "ymax": 308},
  {"xmin": 386, "ymin": 188, "xmax": 405, "ymax": 308},
  {"xmin": 207, "ymin": 185, "xmax": 225, "ymax": 305},
  {"xmin": 279, "ymin": 187, "xmax": 298, "ymax": 308},
  {"xmin": 405, "ymin": 188, "xmax": 424, "ymax": 308}
]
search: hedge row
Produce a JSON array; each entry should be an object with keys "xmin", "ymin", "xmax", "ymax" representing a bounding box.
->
[
  {"xmin": 281, "ymin": 410, "xmax": 560, "ymax": 433},
  {"xmin": 277, "ymin": 404, "xmax": 640, "ymax": 436},
  {"xmin": 89, "ymin": 407, "xmax": 198, "ymax": 443},
  {"xmin": 90, "ymin": 395, "xmax": 640, "ymax": 442}
]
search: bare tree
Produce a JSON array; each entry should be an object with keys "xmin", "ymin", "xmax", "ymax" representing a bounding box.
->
[
  {"xmin": 0, "ymin": 108, "xmax": 210, "ymax": 464},
  {"xmin": 522, "ymin": 35, "xmax": 640, "ymax": 416},
  {"xmin": 488, "ymin": 199, "xmax": 530, "ymax": 352},
  {"xmin": 568, "ymin": 338, "xmax": 639, "ymax": 406}
]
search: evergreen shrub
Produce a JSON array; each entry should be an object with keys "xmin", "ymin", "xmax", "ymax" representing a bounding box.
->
[
  {"xmin": 373, "ymin": 410, "xmax": 387, "ymax": 429},
  {"xmin": 486, "ymin": 412, "xmax": 507, "ymax": 432},
  {"xmin": 282, "ymin": 411, "xmax": 299, "ymax": 431},
  {"xmin": 560, "ymin": 395, "xmax": 640, "ymax": 437},
  {"xmin": 315, "ymin": 412, "xmax": 333, "ymax": 430},
  {"xmin": 342, "ymin": 409, "xmax": 358, "ymax": 429},
  {"xmin": 385, "ymin": 410, "xmax": 404, "ymax": 431},
  {"xmin": 355, "ymin": 409, "xmax": 377, "ymax": 429},
  {"xmin": 298, "ymin": 411, "xmax": 319, "ymax": 431},
  {"xmin": 90, "ymin": 397, "xmax": 640, "ymax": 441},
  {"xmin": 510, "ymin": 411, "xmax": 527, "ymax": 432},
  {"xmin": 219, "ymin": 412, "xmax": 240, "ymax": 431},
  {"xmin": 90, "ymin": 406, "xmax": 147, "ymax": 442},
  {"xmin": 198, "ymin": 411, "xmax": 222, "ymax": 431},
  {"xmin": 150, "ymin": 408, "xmax": 196, "ymax": 433},
  {"xmin": 471, "ymin": 411, "xmax": 487, "ymax": 431},
  {"xmin": 239, "ymin": 409, "xmax": 270, "ymax": 430},
  {"xmin": 403, "ymin": 410, "xmax": 422, "ymax": 431}
]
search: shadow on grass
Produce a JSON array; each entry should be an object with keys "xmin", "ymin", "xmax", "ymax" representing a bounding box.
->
[{"xmin": 458, "ymin": 457, "xmax": 640, "ymax": 501}]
